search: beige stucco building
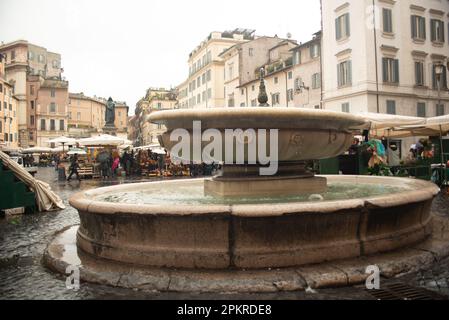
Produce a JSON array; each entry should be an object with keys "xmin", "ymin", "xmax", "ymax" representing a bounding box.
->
[
  {"xmin": 291, "ymin": 32, "xmax": 322, "ymax": 109},
  {"xmin": 177, "ymin": 29, "xmax": 255, "ymax": 109},
  {"xmin": 0, "ymin": 54, "xmax": 19, "ymax": 148},
  {"xmin": 135, "ymin": 88, "xmax": 177, "ymax": 145},
  {"xmin": 0, "ymin": 40, "xmax": 66, "ymax": 147},
  {"xmin": 68, "ymin": 93, "xmax": 129, "ymax": 139},
  {"xmin": 221, "ymin": 38, "xmax": 297, "ymax": 107}
]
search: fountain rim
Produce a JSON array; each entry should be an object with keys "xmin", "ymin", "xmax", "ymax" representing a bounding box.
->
[
  {"xmin": 147, "ymin": 107, "xmax": 367, "ymax": 129},
  {"xmin": 69, "ymin": 175, "xmax": 440, "ymax": 217}
]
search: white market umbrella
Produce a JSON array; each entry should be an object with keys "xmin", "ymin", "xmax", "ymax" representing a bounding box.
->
[
  {"xmin": 77, "ymin": 134, "xmax": 126, "ymax": 147},
  {"xmin": 67, "ymin": 148, "xmax": 87, "ymax": 155},
  {"xmin": 47, "ymin": 136, "xmax": 77, "ymax": 153},
  {"xmin": 22, "ymin": 147, "xmax": 54, "ymax": 154}
]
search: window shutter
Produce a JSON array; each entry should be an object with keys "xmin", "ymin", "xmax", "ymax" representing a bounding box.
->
[
  {"xmin": 441, "ymin": 21, "xmax": 445, "ymax": 42},
  {"xmin": 382, "ymin": 58, "xmax": 388, "ymax": 82},
  {"xmin": 337, "ymin": 64, "xmax": 341, "ymax": 87},
  {"xmin": 420, "ymin": 17, "xmax": 426, "ymax": 39},
  {"xmin": 336, "ymin": 18, "xmax": 341, "ymax": 40},
  {"xmin": 431, "ymin": 20, "xmax": 436, "ymax": 41},
  {"xmin": 394, "ymin": 59, "xmax": 399, "ymax": 83},
  {"xmin": 432, "ymin": 65, "xmax": 437, "ymax": 89},
  {"xmin": 443, "ymin": 66, "xmax": 448, "ymax": 89},
  {"xmin": 348, "ymin": 60, "xmax": 352, "ymax": 84},
  {"xmin": 345, "ymin": 13, "xmax": 351, "ymax": 37},
  {"xmin": 411, "ymin": 16, "xmax": 416, "ymax": 38}
]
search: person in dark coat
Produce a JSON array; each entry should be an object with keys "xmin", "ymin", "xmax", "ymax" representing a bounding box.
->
[{"xmin": 67, "ymin": 154, "xmax": 81, "ymax": 182}]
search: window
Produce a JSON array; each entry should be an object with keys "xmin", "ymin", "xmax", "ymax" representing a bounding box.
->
[
  {"xmin": 202, "ymin": 91, "xmax": 206, "ymax": 102},
  {"xmin": 387, "ymin": 100, "xmax": 396, "ymax": 115},
  {"xmin": 251, "ymin": 99, "xmax": 257, "ymax": 107},
  {"xmin": 4, "ymin": 133, "xmax": 8, "ymax": 142},
  {"xmin": 240, "ymin": 103, "xmax": 245, "ymax": 107},
  {"xmin": 50, "ymin": 102, "xmax": 56, "ymax": 113},
  {"xmin": 294, "ymin": 77, "xmax": 302, "ymax": 92},
  {"xmin": 383, "ymin": 8, "xmax": 393, "ymax": 33},
  {"xmin": 249, "ymin": 48, "xmax": 254, "ymax": 56},
  {"xmin": 51, "ymin": 89, "xmax": 56, "ymax": 97},
  {"xmin": 206, "ymin": 69, "xmax": 211, "ymax": 82},
  {"xmin": 30, "ymin": 85, "xmax": 34, "ymax": 95},
  {"xmin": 28, "ymin": 51, "xmax": 34, "ymax": 60},
  {"xmin": 415, "ymin": 61, "xmax": 424, "ymax": 86},
  {"xmin": 9, "ymin": 104, "xmax": 12, "ymax": 111},
  {"xmin": 30, "ymin": 100, "xmax": 34, "ymax": 109},
  {"xmin": 228, "ymin": 63, "xmax": 234, "ymax": 80},
  {"xmin": 59, "ymin": 120, "xmax": 64, "ymax": 131},
  {"xmin": 52, "ymin": 60, "xmax": 59, "ymax": 68},
  {"xmin": 312, "ymin": 73, "xmax": 321, "ymax": 89},
  {"xmin": 432, "ymin": 65, "xmax": 448, "ymax": 90},
  {"xmin": 241, "ymin": 89, "xmax": 244, "ymax": 95},
  {"xmin": 382, "ymin": 58, "xmax": 399, "ymax": 83},
  {"xmin": 38, "ymin": 54, "xmax": 45, "ymax": 63},
  {"xmin": 40, "ymin": 119, "xmax": 46, "ymax": 131},
  {"xmin": 0, "ymin": 121, "xmax": 2, "ymax": 133},
  {"xmin": 0, "ymin": 84, "xmax": 2, "ymax": 93},
  {"xmin": 431, "ymin": 19, "xmax": 444, "ymax": 43},
  {"xmin": 202, "ymin": 73, "xmax": 206, "ymax": 84},
  {"xmin": 436, "ymin": 104, "xmax": 445, "ymax": 116},
  {"xmin": 197, "ymin": 77, "xmax": 200, "ymax": 87},
  {"xmin": 411, "ymin": 15, "xmax": 426, "ymax": 40},
  {"xmin": 337, "ymin": 60, "xmax": 352, "ymax": 87},
  {"xmin": 417, "ymin": 102, "xmax": 426, "ymax": 117},
  {"xmin": 50, "ymin": 119, "xmax": 55, "ymax": 131},
  {"xmin": 272, "ymin": 93, "xmax": 280, "ymax": 105},
  {"xmin": 310, "ymin": 44, "xmax": 320, "ymax": 58},
  {"xmin": 287, "ymin": 89, "xmax": 294, "ymax": 102},
  {"xmin": 197, "ymin": 93, "xmax": 201, "ymax": 104},
  {"xmin": 228, "ymin": 94, "xmax": 235, "ymax": 107},
  {"xmin": 335, "ymin": 13, "xmax": 350, "ymax": 40},
  {"xmin": 274, "ymin": 77, "xmax": 278, "ymax": 84},
  {"xmin": 69, "ymin": 112, "xmax": 72, "ymax": 120},
  {"xmin": 294, "ymin": 51, "xmax": 301, "ymax": 65},
  {"xmin": 207, "ymin": 88, "xmax": 212, "ymax": 99},
  {"xmin": 252, "ymin": 85, "xmax": 255, "ymax": 91},
  {"xmin": 288, "ymin": 71, "xmax": 293, "ymax": 80},
  {"xmin": 341, "ymin": 102, "xmax": 350, "ymax": 113},
  {"xmin": 11, "ymin": 50, "xmax": 15, "ymax": 60}
]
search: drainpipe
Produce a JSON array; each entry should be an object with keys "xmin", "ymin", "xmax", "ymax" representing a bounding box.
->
[
  {"xmin": 373, "ymin": 0, "xmax": 380, "ymax": 113},
  {"xmin": 319, "ymin": 0, "xmax": 324, "ymax": 109}
]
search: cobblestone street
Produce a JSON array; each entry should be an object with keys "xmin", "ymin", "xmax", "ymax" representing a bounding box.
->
[{"xmin": 0, "ymin": 167, "xmax": 448, "ymax": 299}]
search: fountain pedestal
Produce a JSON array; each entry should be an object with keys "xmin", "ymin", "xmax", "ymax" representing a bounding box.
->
[{"xmin": 205, "ymin": 162, "xmax": 327, "ymax": 197}]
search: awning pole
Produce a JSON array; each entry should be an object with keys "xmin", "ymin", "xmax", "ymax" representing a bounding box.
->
[{"xmin": 440, "ymin": 124, "xmax": 446, "ymax": 187}]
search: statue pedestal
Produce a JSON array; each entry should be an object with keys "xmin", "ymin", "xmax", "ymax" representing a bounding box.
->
[{"xmin": 102, "ymin": 125, "xmax": 117, "ymax": 136}]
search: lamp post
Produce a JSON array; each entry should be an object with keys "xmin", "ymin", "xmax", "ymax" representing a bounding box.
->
[{"xmin": 435, "ymin": 63, "xmax": 446, "ymax": 185}]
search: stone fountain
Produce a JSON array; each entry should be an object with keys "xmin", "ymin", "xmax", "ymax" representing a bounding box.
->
[{"xmin": 45, "ymin": 98, "xmax": 446, "ymax": 292}]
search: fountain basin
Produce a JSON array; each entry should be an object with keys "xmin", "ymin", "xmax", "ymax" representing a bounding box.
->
[{"xmin": 69, "ymin": 175, "xmax": 439, "ymax": 270}]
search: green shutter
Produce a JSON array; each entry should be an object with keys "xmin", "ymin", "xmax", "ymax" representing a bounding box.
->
[
  {"xmin": 337, "ymin": 64, "xmax": 341, "ymax": 86},
  {"xmin": 394, "ymin": 59, "xmax": 399, "ymax": 83},
  {"xmin": 411, "ymin": 16, "xmax": 416, "ymax": 38},
  {"xmin": 431, "ymin": 20, "xmax": 436, "ymax": 41},
  {"xmin": 348, "ymin": 60, "xmax": 352, "ymax": 84},
  {"xmin": 336, "ymin": 17, "xmax": 341, "ymax": 40},
  {"xmin": 345, "ymin": 13, "xmax": 350, "ymax": 37},
  {"xmin": 382, "ymin": 58, "xmax": 388, "ymax": 82}
]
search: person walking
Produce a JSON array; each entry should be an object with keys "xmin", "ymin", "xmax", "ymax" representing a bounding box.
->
[
  {"xmin": 67, "ymin": 154, "xmax": 81, "ymax": 182},
  {"xmin": 112, "ymin": 155, "xmax": 120, "ymax": 177}
]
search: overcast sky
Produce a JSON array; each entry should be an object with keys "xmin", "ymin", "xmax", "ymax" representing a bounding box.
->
[{"xmin": 0, "ymin": 0, "xmax": 321, "ymax": 113}]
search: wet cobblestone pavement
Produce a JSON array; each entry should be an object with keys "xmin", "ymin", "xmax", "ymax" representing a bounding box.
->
[{"xmin": 1, "ymin": 168, "xmax": 448, "ymax": 300}]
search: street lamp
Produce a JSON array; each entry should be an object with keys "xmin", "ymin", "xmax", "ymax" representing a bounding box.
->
[{"xmin": 435, "ymin": 62, "xmax": 446, "ymax": 185}]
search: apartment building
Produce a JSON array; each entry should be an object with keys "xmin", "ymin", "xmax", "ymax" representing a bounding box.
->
[
  {"xmin": 322, "ymin": 0, "xmax": 449, "ymax": 117},
  {"xmin": 177, "ymin": 29, "xmax": 255, "ymax": 109},
  {"xmin": 0, "ymin": 54, "xmax": 19, "ymax": 148},
  {"xmin": 136, "ymin": 88, "xmax": 177, "ymax": 145},
  {"xmin": 68, "ymin": 93, "xmax": 106, "ymax": 138},
  {"xmin": 221, "ymin": 38, "xmax": 297, "ymax": 107},
  {"xmin": 0, "ymin": 40, "xmax": 66, "ymax": 147},
  {"xmin": 220, "ymin": 36, "xmax": 296, "ymax": 107},
  {"xmin": 290, "ymin": 31, "xmax": 322, "ymax": 109},
  {"xmin": 68, "ymin": 93, "xmax": 129, "ymax": 139}
]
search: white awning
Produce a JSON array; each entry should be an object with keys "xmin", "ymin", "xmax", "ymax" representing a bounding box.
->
[{"xmin": 77, "ymin": 134, "xmax": 126, "ymax": 146}]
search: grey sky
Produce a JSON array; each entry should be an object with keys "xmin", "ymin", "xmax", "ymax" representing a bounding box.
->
[{"xmin": 0, "ymin": 0, "xmax": 321, "ymax": 113}]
